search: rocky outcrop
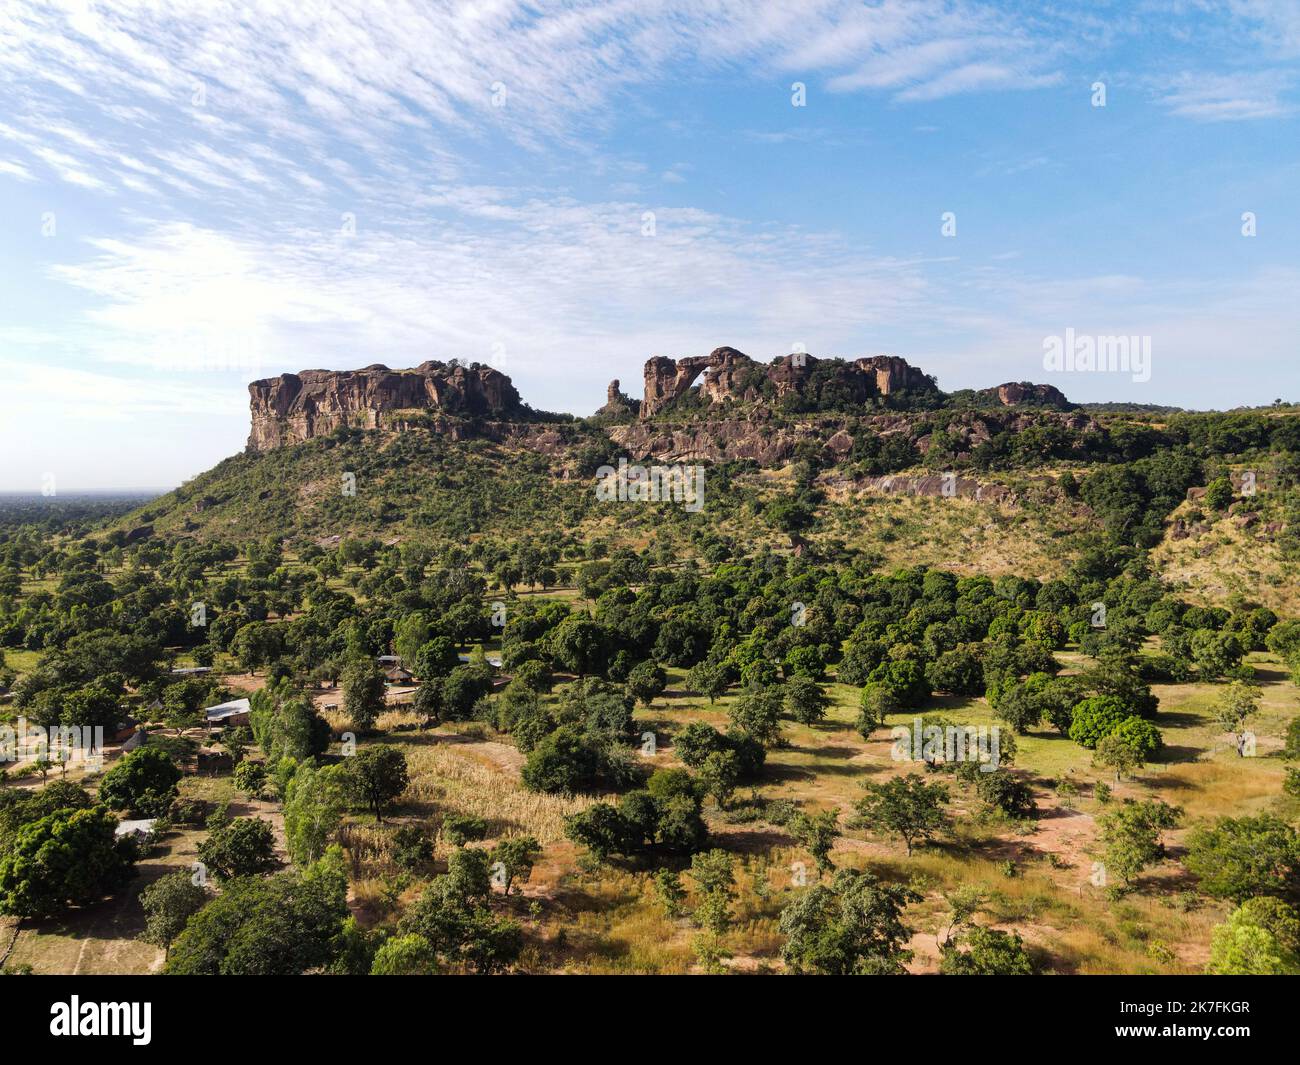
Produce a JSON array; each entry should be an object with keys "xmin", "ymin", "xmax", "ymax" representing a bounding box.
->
[
  {"xmin": 979, "ymin": 381, "xmax": 1072, "ymax": 409},
  {"xmin": 244, "ymin": 349, "xmax": 1080, "ymax": 460},
  {"xmin": 639, "ymin": 347, "xmax": 936, "ymax": 419},
  {"xmin": 610, "ymin": 406, "xmax": 1097, "ymax": 469},
  {"xmin": 641, "ymin": 347, "xmax": 759, "ymax": 417},
  {"xmin": 247, "ymin": 361, "xmax": 522, "ymax": 451},
  {"xmin": 855, "ymin": 355, "xmax": 934, "ymax": 395},
  {"xmin": 858, "ymin": 474, "xmax": 1016, "ymax": 505},
  {"xmin": 595, "ymin": 379, "xmax": 639, "ymax": 419}
]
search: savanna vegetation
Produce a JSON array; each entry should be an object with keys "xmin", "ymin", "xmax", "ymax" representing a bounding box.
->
[{"xmin": 1, "ymin": 398, "xmax": 1298, "ymax": 975}]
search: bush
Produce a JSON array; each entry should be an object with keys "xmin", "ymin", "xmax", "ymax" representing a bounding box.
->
[
  {"xmin": 233, "ymin": 760, "xmax": 268, "ymax": 797},
  {"xmin": 441, "ymin": 814, "xmax": 488, "ymax": 846},
  {"xmin": 974, "ymin": 772, "xmax": 1037, "ymax": 818}
]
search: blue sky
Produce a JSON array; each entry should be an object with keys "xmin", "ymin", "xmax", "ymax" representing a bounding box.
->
[{"xmin": 1, "ymin": 0, "xmax": 1299, "ymax": 490}]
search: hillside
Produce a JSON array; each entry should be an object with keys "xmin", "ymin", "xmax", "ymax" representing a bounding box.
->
[{"xmin": 105, "ymin": 350, "xmax": 1299, "ymax": 604}]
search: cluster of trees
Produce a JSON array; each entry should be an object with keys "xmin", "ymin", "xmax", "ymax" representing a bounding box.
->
[
  {"xmin": 564, "ymin": 768, "xmax": 709, "ymax": 861},
  {"xmin": 0, "ymin": 781, "xmax": 137, "ymax": 920}
]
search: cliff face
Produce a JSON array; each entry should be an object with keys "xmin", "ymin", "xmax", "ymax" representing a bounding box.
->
[
  {"xmin": 245, "ymin": 347, "xmax": 1073, "ymax": 454},
  {"xmin": 247, "ymin": 361, "xmax": 522, "ymax": 451},
  {"xmin": 639, "ymin": 348, "xmax": 937, "ymax": 418},
  {"xmin": 981, "ymin": 381, "xmax": 1072, "ymax": 409},
  {"xmin": 609, "ymin": 408, "xmax": 1096, "ymax": 467}
]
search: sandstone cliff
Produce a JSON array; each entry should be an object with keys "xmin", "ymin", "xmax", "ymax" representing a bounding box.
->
[
  {"xmin": 247, "ymin": 361, "xmax": 522, "ymax": 451},
  {"xmin": 245, "ymin": 347, "xmax": 1074, "ymax": 455},
  {"xmin": 639, "ymin": 347, "xmax": 937, "ymax": 418},
  {"xmin": 980, "ymin": 381, "xmax": 1072, "ymax": 409}
]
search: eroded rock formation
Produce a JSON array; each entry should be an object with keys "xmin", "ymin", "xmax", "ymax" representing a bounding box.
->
[
  {"xmin": 639, "ymin": 348, "xmax": 938, "ymax": 418},
  {"xmin": 244, "ymin": 347, "xmax": 1075, "ymax": 459},
  {"xmin": 247, "ymin": 361, "xmax": 521, "ymax": 451},
  {"xmin": 980, "ymin": 381, "xmax": 1072, "ymax": 408},
  {"xmin": 595, "ymin": 379, "xmax": 640, "ymax": 419}
]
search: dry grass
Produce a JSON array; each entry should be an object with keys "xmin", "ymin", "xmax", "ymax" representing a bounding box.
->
[
  {"xmin": 401, "ymin": 739, "xmax": 597, "ymax": 846},
  {"xmin": 1152, "ymin": 497, "xmax": 1300, "ymax": 614}
]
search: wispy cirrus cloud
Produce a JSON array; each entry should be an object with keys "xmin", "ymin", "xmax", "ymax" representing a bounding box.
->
[
  {"xmin": 1152, "ymin": 69, "xmax": 1296, "ymax": 121},
  {"xmin": 0, "ymin": 0, "xmax": 1093, "ymax": 205}
]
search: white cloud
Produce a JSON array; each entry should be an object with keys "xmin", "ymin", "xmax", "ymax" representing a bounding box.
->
[
  {"xmin": 1153, "ymin": 70, "xmax": 1295, "ymax": 121},
  {"xmin": 0, "ymin": 158, "xmax": 34, "ymax": 180},
  {"xmin": 46, "ymin": 197, "xmax": 932, "ymax": 402}
]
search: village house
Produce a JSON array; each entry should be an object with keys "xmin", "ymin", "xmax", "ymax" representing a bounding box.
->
[{"xmin": 204, "ymin": 697, "xmax": 252, "ymax": 729}]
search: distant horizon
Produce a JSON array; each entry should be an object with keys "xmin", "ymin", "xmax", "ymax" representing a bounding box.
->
[{"xmin": 0, "ymin": 487, "xmax": 174, "ymax": 497}]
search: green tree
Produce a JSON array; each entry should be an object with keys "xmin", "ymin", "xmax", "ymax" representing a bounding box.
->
[
  {"xmin": 398, "ymin": 869, "xmax": 523, "ymax": 974},
  {"xmin": 779, "ymin": 868, "xmax": 921, "ymax": 975},
  {"xmin": 654, "ymin": 868, "xmax": 687, "ymax": 917},
  {"xmin": 1111, "ymin": 715, "xmax": 1163, "ymax": 763},
  {"xmin": 393, "ymin": 613, "xmax": 432, "ymax": 669},
  {"xmin": 925, "ymin": 645, "xmax": 985, "ymax": 697},
  {"xmin": 940, "ymin": 926, "xmax": 1034, "ymax": 975},
  {"xmin": 688, "ymin": 849, "xmax": 736, "ymax": 936},
  {"xmin": 370, "ymin": 933, "xmax": 439, "ymax": 975},
  {"xmin": 856, "ymin": 683, "xmax": 897, "ymax": 738},
  {"xmin": 1093, "ymin": 733, "xmax": 1140, "ymax": 782},
  {"xmin": 696, "ymin": 749, "xmax": 740, "ymax": 810},
  {"xmin": 790, "ymin": 809, "xmax": 841, "ymax": 875},
  {"xmin": 686, "ymin": 660, "xmax": 728, "ymax": 703},
  {"xmin": 342, "ymin": 657, "xmax": 387, "ymax": 733},
  {"xmin": 0, "ymin": 806, "xmax": 136, "ymax": 918},
  {"xmin": 1206, "ymin": 898, "xmax": 1300, "ymax": 975},
  {"xmin": 1204, "ymin": 476, "xmax": 1234, "ymax": 511},
  {"xmin": 674, "ymin": 721, "xmax": 729, "ymax": 768},
  {"xmin": 98, "ymin": 746, "xmax": 181, "ymax": 818},
  {"xmin": 1067, "ymin": 695, "xmax": 1130, "ymax": 749},
  {"xmin": 198, "ymin": 817, "xmax": 279, "ymax": 880},
  {"xmin": 1190, "ymin": 628, "xmax": 1244, "ymax": 679},
  {"xmin": 61, "ymin": 683, "xmax": 122, "ymax": 729},
  {"xmin": 166, "ymin": 848, "xmax": 350, "ymax": 975},
  {"xmin": 490, "ymin": 836, "xmax": 542, "ymax": 896},
  {"xmin": 856, "ymin": 774, "xmax": 949, "ymax": 855},
  {"xmin": 1213, "ymin": 680, "xmax": 1260, "ymax": 756},
  {"xmin": 343, "ymin": 746, "xmax": 409, "ymax": 823},
  {"xmin": 140, "ymin": 870, "xmax": 209, "ymax": 959},
  {"xmin": 413, "ymin": 637, "xmax": 459, "ymax": 682},
  {"xmin": 231, "ymin": 622, "xmax": 279, "ymax": 675},
  {"xmin": 1184, "ymin": 814, "xmax": 1300, "ymax": 903},
  {"xmin": 521, "ymin": 726, "xmax": 604, "ymax": 795},
  {"xmin": 547, "ymin": 615, "xmax": 609, "ymax": 678},
  {"xmin": 784, "ymin": 676, "xmax": 829, "ymax": 725},
  {"xmin": 866, "ymin": 658, "xmax": 929, "ymax": 708},
  {"xmin": 1098, "ymin": 799, "xmax": 1181, "ymax": 886},
  {"xmin": 728, "ymin": 685, "xmax": 784, "ymax": 748},
  {"xmin": 625, "ymin": 660, "xmax": 667, "ymax": 707},
  {"xmin": 283, "ymin": 763, "xmax": 348, "ymax": 863}
]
